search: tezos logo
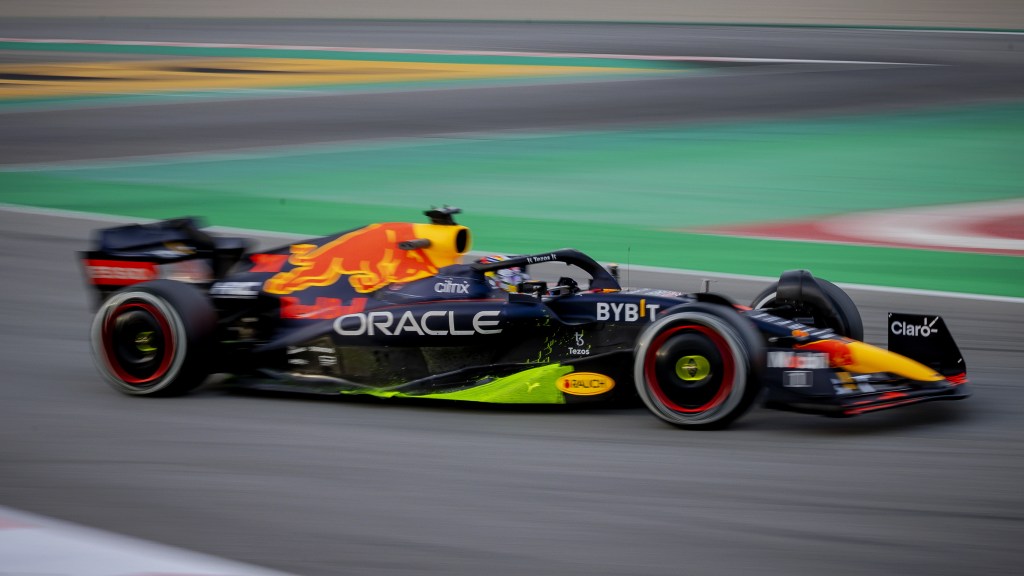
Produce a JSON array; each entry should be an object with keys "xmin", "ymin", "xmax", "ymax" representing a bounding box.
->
[
  {"xmin": 568, "ymin": 331, "xmax": 590, "ymax": 356},
  {"xmin": 434, "ymin": 279, "xmax": 470, "ymax": 294},
  {"xmin": 891, "ymin": 317, "xmax": 939, "ymax": 337},
  {"xmin": 525, "ymin": 253, "xmax": 557, "ymax": 264}
]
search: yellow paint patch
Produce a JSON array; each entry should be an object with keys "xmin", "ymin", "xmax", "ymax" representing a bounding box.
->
[
  {"xmin": 560, "ymin": 372, "xmax": 616, "ymax": 396},
  {"xmin": 0, "ymin": 57, "xmax": 649, "ymax": 99},
  {"xmin": 843, "ymin": 341, "xmax": 944, "ymax": 382},
  {"xmin": 797, "ymin": 339, "xmax": 943, "ymax": 382}
]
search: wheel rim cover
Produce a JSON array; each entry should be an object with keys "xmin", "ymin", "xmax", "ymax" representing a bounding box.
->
[
  {"xmin": 644, "ymin": 324, "xmax": 735, "ymax": 414},
  {"xmin": 102, "ymin": 301, "xmax": 175, "ymax": 385}
]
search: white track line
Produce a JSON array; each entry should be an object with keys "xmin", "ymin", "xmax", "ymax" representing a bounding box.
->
[
  {"xmin": 0, "ymin": 37, "xmax": 937, "ymax": 66},
  {"xmin": 3, "ymin": 203, "xmax": 1021, "ymax": 304},
  {"xmin": 0, "ymin": 505, "xmax": 296, "ymax": 576},
  {"xmin": 870, "ymin": 28, "xmax": 1024, "ymax": 36},
  {"xmin": 826, "ymin": 198, "xmax": 1024, "ymax": 252},
  {"xmin": 622, "ymin": 263, "xmax": 1024, "ymax": 304}
]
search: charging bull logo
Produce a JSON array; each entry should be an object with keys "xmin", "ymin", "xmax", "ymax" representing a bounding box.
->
[{"xmin": 264, "ymin": 223, "xmax": 438, "ymax": 295}]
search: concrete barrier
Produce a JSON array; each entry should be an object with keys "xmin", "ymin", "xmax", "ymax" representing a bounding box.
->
[{"xmin": 3, "ymin": 0, "xmax": 1023, "ymax": 30}]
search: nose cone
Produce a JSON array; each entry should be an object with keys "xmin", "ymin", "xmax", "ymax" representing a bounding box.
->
[{"xmin": 797, "ymin": 339, "xmax": 943, "ymax": 382}]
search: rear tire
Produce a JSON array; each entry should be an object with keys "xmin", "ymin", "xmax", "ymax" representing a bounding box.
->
[
  {"xmin": 91, "ymin": 280, "xmax": 216, "ymax": 396},
  {"xmin": 634, "ymin": 303, "xmax": 763, "ymax": 429}
]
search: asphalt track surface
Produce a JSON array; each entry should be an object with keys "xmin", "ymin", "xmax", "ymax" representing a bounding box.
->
[
  {"xmin": 3, "ymin": 20, "xmax": 1024, "ymax": 164},
  {"xmin": 1, "ymin": 20, "xmax": 1023, "ymax": 576}
]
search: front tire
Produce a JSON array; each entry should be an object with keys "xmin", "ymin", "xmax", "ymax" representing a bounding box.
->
[
  {"xmin": 751, "ymin": 277, "xmax": 863, "ymax": 341},
  {"xmin": 91, "ymin": 280, "xmax": 216, "ymax": 396},
  {"xmin": 634, "ymin": 304, "xmax": 763, "ymax": 429}
]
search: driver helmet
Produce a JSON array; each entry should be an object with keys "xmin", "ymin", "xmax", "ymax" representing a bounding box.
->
[{"xmin": 478, "ymin": 255, "xmax": 528, "ymax": 293}]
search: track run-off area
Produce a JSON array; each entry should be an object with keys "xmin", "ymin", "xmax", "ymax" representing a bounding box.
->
[
  {"xmin": 2, "ymin": 27, "xmax": 1023, "ymax": 297},
  {"xmin": 1, "ymin": 19, "xmax": 1023, "ymax": 576}
]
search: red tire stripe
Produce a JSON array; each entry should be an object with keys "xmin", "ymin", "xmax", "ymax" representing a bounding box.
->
[
  {"xmin": 643, "ymin": 324, "xmax": 735, "ymax": 414},
  {"xmin": 101, "ymin": 301, "xmax": 175, "ymax": 385}
]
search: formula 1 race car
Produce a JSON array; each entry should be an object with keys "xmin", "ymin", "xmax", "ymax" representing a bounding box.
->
[{"xmin": 78, "ymin": 208, "xmax": 970, "ymax": 429}]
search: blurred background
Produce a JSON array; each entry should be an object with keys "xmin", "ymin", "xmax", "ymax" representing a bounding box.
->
[{"xmin": 1, "ymin": 2, "xmax": 1022, "ymax": 575}]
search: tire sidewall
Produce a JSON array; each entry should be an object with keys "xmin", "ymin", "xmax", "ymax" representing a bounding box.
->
[
  {"xmin": 751, "ymin": 285, "xmax": 779, "ymax": 311},
  {"xmin": 818, "ymin": 279, "xmax": 864, "ymax": 341},
  {"xmin": 91, "ymin": 280, "xmax": 214, "ymax": 396},
  {"xmin": 634, "ymin": 304, "xmax": 761, "ymax": 429}
]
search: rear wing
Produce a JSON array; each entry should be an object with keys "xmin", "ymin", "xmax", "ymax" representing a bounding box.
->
[
  {"xmin": 78, "ymin": 217, "xmax": 250, "ymax": 306},
  {"xmin": 888, "ymin": 313, "xmax": 966, "ymax": 380}
]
